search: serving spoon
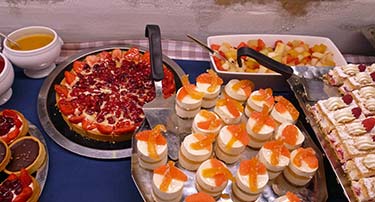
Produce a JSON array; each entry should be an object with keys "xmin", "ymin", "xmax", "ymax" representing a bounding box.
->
[{"xmin": 0, "ymin": 32, "xmax": 21, "ymax": 49}]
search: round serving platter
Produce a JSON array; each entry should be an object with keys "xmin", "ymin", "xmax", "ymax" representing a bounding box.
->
[
  {"xmin": 0, "ymin": 121, "xmax": 49, "ymax": 197},
  {"xmin": 37, "ymin": 45, "xmax": 184, "ymax": 159}
]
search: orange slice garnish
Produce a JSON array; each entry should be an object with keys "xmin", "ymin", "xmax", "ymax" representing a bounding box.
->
[
  {"xmin": 202, "ymin": 159, "xmax": 234, "ymax": 186},
  {"xmin": 286, "ymin": 192, "xmax": 301, "ymax": 202},
  {"xmin": 196, "ymin": 69, "xmax": 223, "ymax": 93},
  {"xmin": 239, "ymin": 157, "xmax": 267, "ymax": 192},
  {"xmin": 185, "ymin": 192, "xmax": 215, "ymax": 202},
  {"xmin": 293, "ymin": 147, "xmax": 318, "ymax": 169},
  {"xmin": 216, "ymin": 97, "xmax": 244, "ymax": 117},
  {"xmin": 154, "ymin": 161, "xmax": 187, "ymax": 192},
  {"xmin": 275, "ymin": 96, "xmax": 299, "ymax": 120},
  {"xmin": 231, "ymin": 80, "xmax": 254, "ymax": 97},
  {"xmin": 226, "ymin": 124, "xmax": 250, "ymax": 149},
  {"xmin": 197, "ymin": 110, "xmax": 222, "ymax": 130},
  {"xmin": 190, "ymin": 133, "xmax": 216, "ymax": 150},
  {"xmin": 281, "ymin": 124, "xmax": 298, "ymax": 146},
  {"xmin": 250, "ymin": 106, "xmax": 276, "ymax": 133},
  {"xmin": 135, "ymin": 124, "xmax": 167, "ymax": 160},
  {"xmin": 180, "ymin": 75, "xmax": 204, "ymax": 100},
  {"xmin": 252, "ymin": 88, "xmax": 274, "ymax": 108},
  {"xmin": 263, "ymin": 140, "xmax": 290, "ymax": 166}
]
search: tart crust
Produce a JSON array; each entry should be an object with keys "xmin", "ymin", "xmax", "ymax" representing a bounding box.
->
[
  {"xmin": 0, "ymin": 139, "xmax": 11, "ymax": 172},
  {"xmin": 5, "ymin": 136, "xmax": 46, "ymax": 175},
  {"xmin": 27, "ymin": 176, "xmax": 41, "ymax": 202}
]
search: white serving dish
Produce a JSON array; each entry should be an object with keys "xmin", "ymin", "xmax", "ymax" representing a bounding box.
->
[
  {"xmin": 0, "ymin": 53, "xmax": 14, "ymax": 105},
  {"xmin": 207, "ymin": 34, "xmax": 347, "ymax": 91}
]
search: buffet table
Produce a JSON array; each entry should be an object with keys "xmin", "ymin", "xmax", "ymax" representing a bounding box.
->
[{"xmin": 2, "ymin": 40, "xmax": 375, "ymax": 202}]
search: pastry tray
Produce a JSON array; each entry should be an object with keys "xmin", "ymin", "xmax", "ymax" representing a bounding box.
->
[
  {"xmin": 37, "ymin": 45, "xmax": 184, "ymax": 159},
  {"xmin": 131, "ymin": 111, "xmax": 328, "ymax": 202},
  {"xmin": 288, "ymin": 78, "xmax": 355, "ymax": 201}
]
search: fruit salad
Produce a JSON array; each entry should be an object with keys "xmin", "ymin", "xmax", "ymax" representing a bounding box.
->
[{"xmin": 211, "ymin": 39, "xmax": 336, "ymax": 73}]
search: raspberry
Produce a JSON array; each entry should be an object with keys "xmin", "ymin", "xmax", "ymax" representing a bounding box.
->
[
  {"xmin": 358, "ymin": 64, "xmax": 367, "ymax": 72},
  {"xmin": 370, "ymin": 72, "xmax": 375, "ymax": 82},
  {"xmin": 351, "ymin": 107, "xmax": 362, "ymax": 119},
  {"xmin": 362, "ymin": 117, "xmax": 375, "ymax": 132},
  {"xmin": 342, "ymin": 94, "xmax": 353, "ymax": 105}
]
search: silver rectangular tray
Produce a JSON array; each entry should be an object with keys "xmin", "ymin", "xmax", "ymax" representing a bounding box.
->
[{"xmin": 131, "ymin": 108, "xmax": 328, "ymax": 202}]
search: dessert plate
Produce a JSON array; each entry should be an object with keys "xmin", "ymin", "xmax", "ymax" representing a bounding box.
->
[
  {"xmin": 131, "ymin": 111, "xmax": 328, "ymax": 202},
  {"xmin": 38, "ymin": 45, "xmax": 184, "ymax": 159}
]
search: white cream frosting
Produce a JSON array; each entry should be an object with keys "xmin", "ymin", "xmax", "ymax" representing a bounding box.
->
[
  {"xmin": 363, "ymin": 154, "xmax": 375, "ymax": 170},
  {"xmin": 137, "ymin": 140, "xmax": 167, "ymax": 162},
  {"xmin": 333, "ymin": 108, "xmax": 355, "ymax": 123},
  {"xmin": 217, "ymin": 126, "xmax": 246, "ymax": 155},
  {"xmin": 342, "ymin": 64, "xmax": 359, "ymax": 76},
  {"xmin": 270, "ymin": 107, "xmax": 295, "ymax": 123},
  {"xmin": 324, "ymin": 97, "xmax": 347, "ymax": 111},
  {"xmin": 359, "ymin": 86, "xmax": 375, "ymax": 99},
  {"xmin": 289, "ymin": 149, "xmax": 318, "ymax": 177},
  {"xmin": 196, "ymin": 82, "xmax": 221, "ymax": 99},
  {"xmin": 235, "ymin": 168, "xmax": 269, "ymax": 194},
  {"xmin": 246, "ymin": 90, "xmax": 273, "ymax": 112},
  {"xmin": 354, "ymin": 136, "xmax": 375, "ymax": 150},
  {"xmin": 152, "ymin": 173, "xmax": 184, "ymax": 200},
  {"xmin": 258, "ymin": 147, "xmax": 290, "ymax": 172},
  {"xmin": 196, "ymin": 159, "xmax": 228, "ymax": 193},
  {"xmin": 356, "ymin": 72, "xmax": 373, "ymax": 85},
  {"xmin": 346, "ymin": 121, "xmax": 367, "ymax": 136},
  {"xmin": 181, "ymin": 134, "xmax": 212, "ymax": 162},
  {"xmin": 224, "ymin": 79, "xmax": 249, "ymax": 102},
  {"xmin": 364, "ymin": 98, "xmax": 375, "ymax": 111},
  {"xmin": 246, "ymin": 116, "xmax": 274, "ymax": 140},
  {"xmin": 214, "ymin": 105, "xmax": 242, "ymax": 124},
  {"xmin": 175, "ymin": 87, "xmax": 202, "ymax": 110},
  {"xmin": 192, "ymin": 111, "xmax": 222, "ymax": 135},
  {"xmin": 275, "ymin": 123, "xmax": 305, "ymax": 150}
]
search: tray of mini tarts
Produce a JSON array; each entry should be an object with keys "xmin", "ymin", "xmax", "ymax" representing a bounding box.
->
[
  {"xmin": 38, "ymin": 45, "xmax": 184, "ymax": 159},
  {"xmin": 0, "ymin": 121, "xmax": 49, "ymax": 201},
  {"xmin": 130, "ymin": 109, "xmax": 327, "ymax": 201}
]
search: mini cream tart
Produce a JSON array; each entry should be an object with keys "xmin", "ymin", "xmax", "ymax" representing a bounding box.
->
[
  {"xmin": 258, "ymin": 140, "xmax": 290, "ymax": 180},
  {"xmin": 136, "ymin": 125, "xmax": 168, "ymax": 170},
  {"xmin": 195, "ymin": 70, "xmax": 223, "ymax": 108},
  {"xmin": 196, "ymin": 158, "xmax": 234, "ymax": 198},
  {"xmin": 215, "ymin": 124, "xmax": 250, "ymax": 164},
  {"xmin": 152, "ymin": 161, "xmax": 187, "ymax": 202},
  {"xmin": 245, "ymin": 88, "xmax": 274, "ymax": 117},
  {"xmin": 283, "ymin": 147, "xmax": 319, "ymax": 186},
  {"xmin": 223, "ymin": 79, "xmax": 254, "ymax": 103},
  {"xmin": 271, "ymin": 96, "xmax": 300, "ymax": 125},
  {"xmin": 232, "ymin": 157, "xmax": 269, "ymax": 202},
  {"xmin": 178, "ymin": 133, "xmax": 215, "ymax": 171},
  {"xmin": 192, "ymin": 110, "xmax": 223, "ymax": 136},
  {"xmin": 274, "ymin": 192, "xmax": 301, "ymax": 202},
  {"xmin": 275, "ymin": 123, "xmax": 305, "ymax": 150},
  {"xmin": 246, "ymin": 107, "xmax": 277, "ymax": 149},
  {"xmin": 214, "ymin": 97, "xmax": 244, "ymax": 124},
  {"xmin": 175, "ymin": 75, "xmax": 204, "ymax": 118}
]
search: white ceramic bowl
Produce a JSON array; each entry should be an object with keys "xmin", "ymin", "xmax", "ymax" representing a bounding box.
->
[
  {"xmin": 2, "ymin": 26, "xmax": 63, "ymax": 79},
  {"xmin": 207, "ymin": 34, "xmax": 347, "ymax": 90},
  {"xmin": 0, "ymin": 53, "xmax": 14, "ymax": 105}
]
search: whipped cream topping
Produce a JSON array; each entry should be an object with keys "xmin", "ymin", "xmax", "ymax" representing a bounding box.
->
[
  {"xmin": 259, "ymin": 147, "xmax": 290, "ymax": 168},
  {"xmin": 363, "ymin": 154, "xmax": 375, "ymax": 170},
  {"xmin": 346, "ymin": 122, "xmax": 367, "ymax": 136},
  {"xmin": 324, "ymin": 97, "xmax": 346, "ymax": 111},
  {"xmin": 333, "ymin": 108, "xmax": 355, "ymax": 123},
  {"xmin": 236, "ymin": 169, "xmax": 269, "ymax": 191},
  {"xmin": 153, "ymin": 173, "xmax": 184, "ymax": 193},
  {"xmin": 359, "ymin": 86, "xmax": 375, "ymax": 99},
  {"xmin": 369, "ymin": 64, "xmax": 375, "ymax": 72},
  {"xmin": 356, "ymin": 72, "xmax": 373, "ymax": 85},
  {"xmin": 342, "ymin": 64, "xmax": 359, "ymax": 76},
  {"xmin": 364, "ymin": 98, "xmax": 375, "ymax": 111},
  {"xmin": 196, "ymin": 82, "xmax": 221, "ymax": 97},
  {"xmin": 354, "ymin": 136, "xmax": 375, "ymax": 151}
]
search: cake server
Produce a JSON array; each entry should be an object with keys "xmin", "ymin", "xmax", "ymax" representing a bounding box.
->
[{"xmin": 236, "ymin": 47, "xmax": 339, "ymax": 101}]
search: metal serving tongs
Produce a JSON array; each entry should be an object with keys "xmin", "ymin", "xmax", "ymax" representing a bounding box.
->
[{"xmin": 237, "ymin": 47, "xmax": 340, "ymax": 101}]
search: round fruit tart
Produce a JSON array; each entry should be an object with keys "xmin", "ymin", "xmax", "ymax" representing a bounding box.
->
[
  {"xmin": 54, "ymin": 48, "xmax": 176, "ymax": 142},
  {"xmin": 0, "ymin": 109, "xmax": 29, "ymax": 144}
]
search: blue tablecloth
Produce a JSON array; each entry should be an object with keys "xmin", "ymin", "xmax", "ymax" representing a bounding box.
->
[{"xmin": 1, "ymin": 60, "xmax": 345, "ymax": 202}]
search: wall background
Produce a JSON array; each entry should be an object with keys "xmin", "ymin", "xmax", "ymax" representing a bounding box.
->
[{"xmin": 1, "ymin": 0, "xmax": 375, "ymax": 54}]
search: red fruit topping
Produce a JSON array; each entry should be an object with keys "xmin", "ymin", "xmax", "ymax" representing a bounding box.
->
[
  {"xmin": 68, "ymin": 115, "xmax": 85, "ymax": 124},
  {"xmin": 64, "ymin": 71, "xmax": 76, "ymax": 85},
  {"xmin": 293, "ymin": 148, "xmax": 318, "ymax": 169},
  {"xmin": 202, "ymin": 159, "xmax": 234, "ymax": 186},
  {"xmin": 72, "ymin": 61, "xmax": 85, "ymax": 73},
  {"xmin": 13, "ymin": 187, "xmax": 33, "ymax": 202},
  {"xmin": 54, "ymin": 84, "xmax": 69, "ymax": 97},
  {"xmin": 362, "ymin": 117, "xmax": 375, "ymax": 132},
  {"xmin": 371, "ymin": 72, "xmax": 375, "ymax": 82},
  {"xmin": 19, "ymin": 169, "xmax": 32, "ymax": 188},
  {"xmin": 154, "ymin": 161, "xmax": 187, "ymax": 192},
  {"xmin": 239, "ymin": 157, "xmax": 267, "ymax": 192},
  {"xmin": 351, "ymin": 107, "xmax": 362, "ymax": 119},
  {"xmin": 58, "ymin": 99, "xmax": 75, "ymax": 115},
  {"xmin": 96, "ymin": 124, "xmax": 113, "ymax": 134},
  {"xmin": 341, "ymin": 94, "xmax": 353, "ymax": 105},
  {"xmin": 358, "ymin": 64, "xmax": 367, "ymax": 72},
  {"xmin": 286, "ymin": 192, "xmax": 301, "ymax": 202}
]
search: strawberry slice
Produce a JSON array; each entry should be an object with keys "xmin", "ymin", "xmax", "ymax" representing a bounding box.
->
[
  {"xmin": 64, "ymin": 71, "xmax": 76, "ymax": 85},
  {"xmin": 68, "ymin": 115, "xmax": 85, "ymax": 124},
  {"xmin": 58, "ymin": 99, "xmax": 75, "ymax": 115},
  {"xmin": 13, "ymin": 186, "xmax": 33, "ymax": 202},
  {"xmin": 112, "ymin": 49, "xmax": 122, "ymax": 59},
  {"xmin": 98, "ymin": 51, "xmax": 111, "ymax": 60},
  {"xmin": 351, "ymin": 107, "xmax": 362, "ymax": 119},
  {"xmin": 342, "ymin": 94, "xmax": 353, "ymax": 105},
  {"xmin": 96, "ymin": 124, "xmax": 113, "ymax": 134},
  {"xmin": 54, "ymin": 84, "xmax": 69, "ymax": 97},
  {"xmin": 72, "ymin": 61, "xmax": 85, "ymax": 73},
  {"xmin": 19, "ymin": 168, "xmax": 32, "ymax": 188},
  {"xmin": 362, "ymin": 117, "xmax": 375, "ymax": 132},
  {"xmin": 2, "ymin": 109, "xmax": 18, "ymax": 119},
  {"xmin": 113, "ymin": 125, "xmax": 136, "ymax": 134},
  {"xmin": 358, "ymin": 64, "xmax": 367, "ymax": 72},
  {"xmin": 85, "ymin": 55, "xmax": 98, "ymax": 67},
  {"xmin": 82, "ymin": 119, "xmax": 96, "ymax": 130}
]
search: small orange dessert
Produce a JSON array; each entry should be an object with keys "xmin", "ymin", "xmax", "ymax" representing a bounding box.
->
[
  {"xmin": 275, "ymin": 123, "xmax": 305, "ymax": 150},
  {"xmin": 214, "ymin": 96, "xmax": 244, "ymax": 124},
  {"xmin": 175, "ymin": 75, "xmax": 204, "ymax": 118},
  {"xmin": 136, "ymin": 124, "xmax": 168, "ymax": 170},
  {"xmin": 215, "ymin": 124, "xmax": 250, "ymax": 164},
  {"xmin": 0, "ymin": 109, "xmax": 29, "ymax": 144},
  {"xmin": 246, "ymin": 106, "xmax": 276, "ymax": 149},
  {"xmin": 185, "ymin": 192, "xmax": 215, "ymax": 202},
  {"xmin": 232, "ymin": 157, "xmax": 269, "ymax": 202},
  {"xmin": 196, "ymin": 158, "xmax": 234, "ymax": 198},
  {"xmin": 271, "ymin": 96, "xmax": 300, "ymax": 124},
  {"xmin": 196, "ymin": 69, "xmax": 223, "ymax": 108},
  {"xmin": 179, "ymin": 133, "xmax": 215, "ymax": 171},
  {"xmin": 245, "ymin": 88, "xmax": 274, "ymax": 117},
  {"xmin": 258, "ymin": 140, "xmax": 290, "ymax": 179},
  {"xmin": 152, "ymin": 161, "xmax": 187, "ymax": 202},
  {"xmin": 224, "ymin": 79, "xmax": 254, "ymax": 103},
  {"xmin": 274, "ymin": 192, "xmax": 301, "ymax": 202},
  {"xmin": 192, "ymin": 110, "xmax": 223, "ymax": 136},
  {"xmin": 283, "ymin": 147, "xmax": 319, "ymax": 186}
]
